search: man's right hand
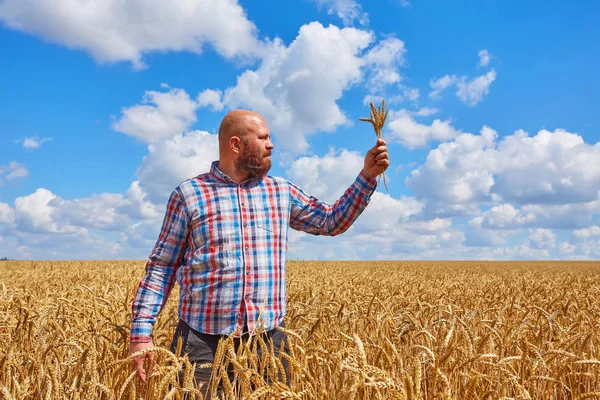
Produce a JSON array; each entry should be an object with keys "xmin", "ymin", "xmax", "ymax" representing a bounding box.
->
[{"xmin": 129, "ymin": 341, "xmax": 155, "ymax": 382}]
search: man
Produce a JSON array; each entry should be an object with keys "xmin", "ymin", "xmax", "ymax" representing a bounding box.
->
[{"xmin": 129, "ymin": 110, "xmax": 389, "ymax": 391}]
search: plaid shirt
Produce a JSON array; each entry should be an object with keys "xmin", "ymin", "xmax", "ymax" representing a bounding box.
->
[{"xmin": 130, "ymin": 161, "xmax": 377, "ymax": 342}]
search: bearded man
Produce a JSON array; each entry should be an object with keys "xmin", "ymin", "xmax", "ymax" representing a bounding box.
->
[{"xmin": 129, "ymin": 110, "xmax": 390, "ymax": 394}]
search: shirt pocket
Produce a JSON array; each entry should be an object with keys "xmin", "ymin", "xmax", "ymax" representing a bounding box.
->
[{"xmin": 250, "ymin": 198, "xmax": 276, "ymax": 233}]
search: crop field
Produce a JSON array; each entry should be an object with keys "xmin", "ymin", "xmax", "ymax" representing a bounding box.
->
[{"xmin": 2, "ymin": 260, "xmax": 600, "ymax": 399}]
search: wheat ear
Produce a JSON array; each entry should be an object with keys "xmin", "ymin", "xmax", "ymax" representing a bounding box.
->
[{"xmin": 359, "ymin": 99, "xmax": 389, "ymax": 191}]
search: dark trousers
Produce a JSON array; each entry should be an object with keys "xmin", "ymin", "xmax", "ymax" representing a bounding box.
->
[{"xmin": 169, "ymin": 319, "xmax": 290, "ymax": 397}]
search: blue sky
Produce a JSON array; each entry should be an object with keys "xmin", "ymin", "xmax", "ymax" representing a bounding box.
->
[{"xmin": 0, "ymin": 0, "xmax": 599, "ymax": 260}]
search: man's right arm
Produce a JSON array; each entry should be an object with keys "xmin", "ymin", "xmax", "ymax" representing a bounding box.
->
[{"xmin": 130, "ymin": 189, "xmax": 189, "ymax": 343}]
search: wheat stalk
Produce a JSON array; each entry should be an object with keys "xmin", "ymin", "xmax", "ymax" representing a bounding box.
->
[{"xmin": 359, "ymin": 99, "xmax": 389, "ymax": 191}]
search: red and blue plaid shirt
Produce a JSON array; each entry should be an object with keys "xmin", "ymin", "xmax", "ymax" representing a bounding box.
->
[{"xmin": 131, "ymin": 161, "xmax": 377, "ymax": 342}]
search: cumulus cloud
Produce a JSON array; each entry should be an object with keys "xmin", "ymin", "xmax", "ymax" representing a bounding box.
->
[
  {"xmin": 456, "ymin": 69, "xmax": 496, "ymax": 106},
  {"xmin": 10, "ymin": 182, "xmax": 159, "ymax": 235},
  {"xmin": 527, "ymin": 228, "xmax": 556, "ymax": 249},
  {"xmin": 286, "ymin": 190, "xmax": 463, "ymax": 261},
  {"xmin": 282, "ymin": 148, "xmax": 468, "ymax": 260},
  {"xmin": 407, "ymin": 127, "xmax": 600, "ymax": 207},
  {"xmin": 311, "ymin": 0, "xmax": 369, "ymax": 26},
  {"xmin": 559, "ymin": 241, "xmax": 576, "ymax": 255},
  {"xmin": 0, "ymin": 0, "xmax": 263, "ymax": 69},
  {"xmin": 197, "ymin": 89, "xmax": 224, "ymax": 112},
  {"xmin": 478, "ymin": 49, "xmax": 491, "ymax": 67},
  {"xmin": 386, "ymin": 109, "xmax": 462, "ymax": 149},
  {"xmin": 573, "ymin": 226, "xmax": 600, "ymax": 239},
  {"xmin": 223, "ymin": 22, "xmax": 374, "ymax": 153},
  {"xmin": 0, "ymin": 203, "xmax": 15, "ymax": 224},
  {"xmin": 0, "ymin": 181, "xmax": 165, "ymax": 259},
  {"xmin": 136, "ymin": 130, "xmax": 219, "ymax": 204},
  {"xmin": 472, "ymin": 202, "xmax": 595, "ymax": 231},
  {"xmin": 286, "ymin": 148, "xmax": 364, "ymax": 202},
  {"xmin": 0, "ymin": 161, "xmax": 29, "ymax": 184},
  {"xmin": 13, "ymin": 189, "xmax": 82, "ymax": 234},
  {"xmin": 362, "ymin": 37, "xmax": 406, "ymax": 91},
  {"xmin": 112, "ymin": 88, "xmax": 198, "ymax": 143}
]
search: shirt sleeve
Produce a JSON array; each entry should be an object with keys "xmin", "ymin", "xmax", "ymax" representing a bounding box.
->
[
  {"xmin": 130, "ymin": 189, "xmax": 189, "ymax": 343},
  {"xmin": 288, "ymin": 170, "xmax": 377, "ymax": 236}
]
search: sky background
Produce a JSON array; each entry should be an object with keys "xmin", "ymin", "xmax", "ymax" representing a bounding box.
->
[{"xmin": 0, "ymin": 0, "xmax": 599, "ymax": 260}]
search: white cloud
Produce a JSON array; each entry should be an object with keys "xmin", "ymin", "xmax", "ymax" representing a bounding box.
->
[
  {"xmin": 407, "ymin": 127, "xmax": 600, "ymax": 208},
  {"xmin": 429, "ymin": 75, "xmax": 457, "ymax": 98},
  {"xmin": 223, "ymin": 22, "xmax": 373, "ymax": 153},
  {"xmin": 402, "ymin": 87, "xmax": 420, "ymax": 102},
  {"xmin": 478, "ymin": 49, "xmax": 491, "ymax": 67},
  {"xmin": 409, "ymin": 107, "xmax": 439, "ymax": 117},
  {"xmin": 475, "ymin": 204, "xmax": 535, "ymax": 230},
  {"xmin": 386, "ymin": 109, "xmax": 462, "ymax": 149},
  {"xmin": 13, "ymin": 189, "xmax": 82, "ymax": 234},
  {"xmin": 282, "ymin": 147, "xmax": 471, "ymax": 260},
  {"xmin": 492, "ymin": 243, "xmax": 551, "ymax": 260},
  {"xmin": 137, "ymin": 130, "xmax": 219, "ymax": 204},
  {"xmin": 22, "ymin": 136, "xmax": 52, "ymax": 149},
  {"xmin": 399, "ymin": 0, "xmax": 411, "ymax": 7},
  {"xmin": 197, "ymin": 89, "xmax": 224, "ymax": 112},
  {"xmin": 286, "ymin": 148, "xmax": 365, "ymax": 203},
  {"xmin": 312, "ymin": 0, "xmax": 369, "ymax": 26},
  {"xmin": 10, "ymin": 182, "xmax": 159, "ymax": 235},
  {"xmin": 527, "ymin": 228, "xmax": 556, "ymax": 249},
  {"xmin": 352, "ymin": 192, "xmax": 425, "ymax": 233},
  {"xmin": 363, "ymin": 37, "xmax": 406, "ymax": 91},
  {"xmin": 112, "ymin": 88, "xmax": 198, "ymax": 143},
  {"xmin": 492, "ymin": 129, "xmax": 600, "ymax": 205},
  {"xmin": 0, "ymin": 203, "xmax": 15, "ymax": 224},
  {"xmin": 0, "ymin": 0, "xmax": 263, "ymax": 69},
  {"xmin": 0, "ymin": 161, "xmax": 29, "ymax": 184},
  {"xmin": 362, "ymin": 86, "xmax": 419, "ymax": 106},
  {"xmin": 559, "ymin": 241, "xmax": 576, "ymax": 255},
  {"xmin": 573, "ymin": 226, "xmax": 600, "ymax": 239},
  {"xmin": 456, "ymin": 69, "xmax": 496, "ymax": 106}
]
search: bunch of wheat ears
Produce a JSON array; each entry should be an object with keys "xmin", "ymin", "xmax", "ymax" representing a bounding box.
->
[{"xmin": 360, "ymin": 100, "xmax": 389, "ymax": 191}]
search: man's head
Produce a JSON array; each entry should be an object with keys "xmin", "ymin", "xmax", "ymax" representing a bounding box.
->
[{"xmin": 218, "ymin": 110, "xmax": 274, "ymax": 180}]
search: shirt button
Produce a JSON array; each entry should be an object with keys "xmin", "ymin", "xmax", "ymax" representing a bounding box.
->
[
  {"xmin": 243, "ymin": 223, "xmax": 247, "ymax": 227},
  {"xmin": 245, "ymin": 246, "xmax": 249, "ymax": 251},
  {"xmin": 246, "ymin": 269, "xmax": 251, "ymax": 275}
]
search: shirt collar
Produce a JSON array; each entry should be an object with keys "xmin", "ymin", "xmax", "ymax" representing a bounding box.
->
[{"xmin": 209, "ymin": 160, "xmax": 264, "ymax": 185}]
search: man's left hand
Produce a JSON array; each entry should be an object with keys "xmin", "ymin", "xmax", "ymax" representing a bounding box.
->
[{"xmin": 363, "ymin": 138, "xmax": 390, "ymax": 180}]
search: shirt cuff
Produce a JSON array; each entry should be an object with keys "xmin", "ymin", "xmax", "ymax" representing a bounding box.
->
[
  {"xmin": 130, "ymin": 322, "xmax": 153, "ymax": 343},
  {"xmin": 355, "ymin": 170, "xmax": 378, "ymax": 197}
]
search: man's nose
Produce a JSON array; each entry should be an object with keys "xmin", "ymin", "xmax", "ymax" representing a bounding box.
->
[{"xmin": 266, "ymin": 140, "xmax": 274, "ymax": 150}]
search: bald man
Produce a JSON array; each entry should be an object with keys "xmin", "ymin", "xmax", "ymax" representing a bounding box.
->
[{"xmin": 129, "ymin": 110, "xmax": 389, "ymax": 395}]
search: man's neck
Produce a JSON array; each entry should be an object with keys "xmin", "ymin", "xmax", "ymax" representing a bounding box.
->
[{"xmin": 217, "ymin": 160, "xmax": 248, "ymax": 184}]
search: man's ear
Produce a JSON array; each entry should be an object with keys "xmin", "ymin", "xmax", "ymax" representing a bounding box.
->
[{"xmin": 230, "ymin": 136, "xmax": 241, "ymax": 154}]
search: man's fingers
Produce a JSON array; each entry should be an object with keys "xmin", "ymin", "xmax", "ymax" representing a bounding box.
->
[
  {"xmin": 132, "ymin": 357, "xmax": 146, "ymax": 381},
  {"xmin": 375, "ymin": 151, "xmax": 389, "ymax": 161}
]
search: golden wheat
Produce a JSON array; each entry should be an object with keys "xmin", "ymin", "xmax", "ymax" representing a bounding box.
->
[{"xmin": 2, "ymin": 260, "xmax": 600, "ymax": 399}]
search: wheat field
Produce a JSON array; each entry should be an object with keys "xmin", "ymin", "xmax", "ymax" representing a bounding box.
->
[{"xmin": 2, "ymin": 260, "xmax": 600, "ymax": 399}]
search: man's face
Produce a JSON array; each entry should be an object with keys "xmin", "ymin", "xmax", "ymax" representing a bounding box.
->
[{"xmin": 235, "ymin": 118, "xmax": 274, "ymax": 179}]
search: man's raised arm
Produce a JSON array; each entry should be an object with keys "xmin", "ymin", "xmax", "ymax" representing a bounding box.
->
[{"xmin": 289, "ymin": 139, "xmax": 389, "ymax": 236}]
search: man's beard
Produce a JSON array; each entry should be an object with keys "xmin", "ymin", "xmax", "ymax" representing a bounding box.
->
[{"xmin": 235, "ymin": 141, "xmax": 272, "ymax": 180}]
